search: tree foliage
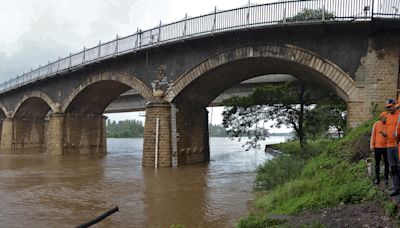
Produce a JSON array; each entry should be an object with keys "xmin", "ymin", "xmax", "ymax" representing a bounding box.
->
[
  {"xmin": 286, "ymin": 8, "xmax": 335, "ymax": 22},
  {"xmin": 107, "ymin": 119, "xmax": 144, "ymax": 138},
  {"xmin": 305, "ymin": 102, "xmax": 347, "ymax": 139},
  {"xmin": 209, "ymin": 124, "xmax": 229, "ymax": 137},
  {"xmin": 222, "ymin": 80, "xmax": 344, "ymax": 150}
]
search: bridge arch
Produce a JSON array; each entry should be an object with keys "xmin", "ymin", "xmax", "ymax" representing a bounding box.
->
[
  {"xmin": 12, "ymin": 91, "xmax": 58, "ymax": 118},
  {"xmin": 62, "ymin": 71, "xmax": 152, "ymax": 113},
  {"xmin": 165, "ymin": 44, "xmax": 358, "ymax": 104},
  {"xmin": 8, "ymin": 91, "xmax": 57, "ymax": 153},
  {"xmin": 0, "ymin": 103, "xmax": 10, "ymax": 118},
  {"xmin": 162, "ymin": 44, "xmax": 359, "ymax": 165}
]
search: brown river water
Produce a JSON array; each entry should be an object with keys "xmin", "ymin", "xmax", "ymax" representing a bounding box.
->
[{"xmin": 0, "ymin": 137, "xmax": 286, "ymax": 228}]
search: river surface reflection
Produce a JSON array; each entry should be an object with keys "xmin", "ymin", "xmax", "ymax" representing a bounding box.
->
[{"xmin": 0, "ymin": 137, "xmax": 286, "ymax": 227}]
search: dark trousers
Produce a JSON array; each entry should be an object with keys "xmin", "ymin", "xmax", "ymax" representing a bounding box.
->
[
  {"xmin": 387, "ymin": 147, "xmax": 400, "ymax": 191},
  {"xmin": 374, "ymin": 148, "xmax": 389, "ymax": 181}
]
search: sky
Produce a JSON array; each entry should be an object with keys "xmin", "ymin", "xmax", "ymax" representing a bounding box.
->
[{"xmin": 0, "ymin": 0, "xmax": 290, "ymax": 132}]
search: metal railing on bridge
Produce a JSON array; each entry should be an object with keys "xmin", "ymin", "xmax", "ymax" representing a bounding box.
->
[{"xmin": 1, "ymin": 0, "xmax": 399, "ymax": 93}]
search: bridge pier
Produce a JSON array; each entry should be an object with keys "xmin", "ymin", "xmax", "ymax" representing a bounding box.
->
[
  {"xmin": 0, "ymin": 117, "xmax": 47, "ymax": 153},
  {"xmin": 143, "ymin": 99, "xmax": 211, "ymax": 167},
  {"xmin": 0, "ymin": 117, "xmax": 14, "ymax": 153},
  {"xmin": 143, "ymin": 99, "xmax": 172, "ymax": 167},
  {"xmin": 175, "ymin": 107, "xmax": 210, "ymax": 165},
  {"xmin": 14, "ymin": 118, "xmax": 47, "ymax": 153},
  {"xmin": 46, "ymin": 113, "xmax": 107, "ymax": 155}
]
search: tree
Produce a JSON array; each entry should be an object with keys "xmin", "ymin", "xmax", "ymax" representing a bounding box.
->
[
  {"xmin": 285, "ymin": 8, "xmax": 335, "ymax": 22},
  {"xmin": 106, "ymin": 119, "xmax": 144, "ymax": 138},
  {"xmin": 222, "ymin": 80, "xmax": 338, "ymax": 149},
  {"xmin": 304, "ymin": 102, "xmax": 347, "ymax": 139},
  {"xmin": 209, "ymin": 124, "xmax": 228, "ymax": 137}
]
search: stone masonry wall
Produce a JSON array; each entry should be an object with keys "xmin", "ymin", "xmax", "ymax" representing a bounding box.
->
[
  {"xmin": 349, "ymin": 36, "xmax": 400, "ymax": 127},
  {"xmin": 46, "ymin": 113, "xmax": 106, "ymax": 155},
  {"xmin": 14, "ymin": 118, "xmax": 46, "ymax": 153},
  {"xmin": 0, "ymin": 118, "xmax": 14, "ymax": 154},
  {"xmin": 143, "ymin": 101, "xmax": 172, "ymax": 167},
  {"xmin": 175, "ymin": 107, "xmax": 210, "ymax": 165},
  {"xmin": 62, "ymin": 113, "xmax": 106, "ymax": 154}
]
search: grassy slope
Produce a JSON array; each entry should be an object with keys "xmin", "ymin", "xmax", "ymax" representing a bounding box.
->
[{"xmin": 238, "ymin": 120, "xmax": 397, "ymax": 227}]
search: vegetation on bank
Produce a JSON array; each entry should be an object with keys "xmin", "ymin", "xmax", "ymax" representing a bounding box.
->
[
  {"xmin": 238, "ymin": 120, "xmax": 398, "ymax": 227},
  {"xmin": 222, "ymin": 81, "xmax": 346, "ymax": 150},
  {"xmin": 106, "ymin": 120, "xmax": 241, "ymax": 138},
  {"xmin": 106, "ymin": 119, "xmax": 144, "ymax": 138}
]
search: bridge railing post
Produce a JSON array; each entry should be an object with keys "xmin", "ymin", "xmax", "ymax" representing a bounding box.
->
[
  {"xmin": 97, "ymin": 40, "xmax": 101, "ymax": 61},
  {"xmin": 371, "ymin": 0, "xmax": 375, "ymax": 18},
  {"xmin": 56, "ymin": 58, "xmax": 60, "ymax": 74},
  {"xmin": 246, "ymin": 0, "xmax": 250, "ymax": 28},
  {"xmin": 212, "ymin": 6, "xmax": 217, "ymax": 33},
  {"xmin": 68, "ymin": 53, "xmax": 72, "ymax": 69},
  {"xmin": 158, "ymin": 21, "xmax": 162, "ymax": 44},
  {"xmin": 134, "ymin": 28, "xmax": 139, "ymax": 50},
  {"xmin": 82, "ymin": 46, "xmax": 86, "ymax": 63},
  {"xmin": 139, "ymin": 29, "xmax": 142, "ymax": 48},
  {"xmin": 183, "ymin": 14, "xmax": 187, "ymax": 36},
  {"xmin": 283, "ymin": 7, "xmax": 286, "ymax": 23},
  {"xmin": 115, "ymin": 34, "xmax": 119, "ymax": 55},
  {"xmin": 47, "ymin": 61, "xmax": 51, "ymax": 77}
]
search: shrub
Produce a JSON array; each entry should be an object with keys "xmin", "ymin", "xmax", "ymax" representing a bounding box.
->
[{"xmin": 255, "ymin": 155, "xmax": 305, "ymax": 191}]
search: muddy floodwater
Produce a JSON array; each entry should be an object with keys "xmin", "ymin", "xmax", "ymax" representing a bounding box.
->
[{"xmin": 0, "ymin": 137, "xmax": 286, "ymax": 227}]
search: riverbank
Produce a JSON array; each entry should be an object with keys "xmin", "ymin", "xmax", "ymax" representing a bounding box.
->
[{"xmin": 238, "ymin": 120, "xmax": 399, "ymax": 227}]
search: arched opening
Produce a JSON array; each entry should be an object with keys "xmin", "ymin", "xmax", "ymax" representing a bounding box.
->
[
  {"xmin": 166, "ymin": 45, "xmax": 355, "ymax": 165},
  {"xmin": 57, "ymin": 71, "xmax": 152, "ymax": 155},
  {"xmin": 0, "ymin": 104, "xmax": 8, "ymax": 149},
  {"xmin": 11, "ymin": 94, "xmax": 55, "ymax": 153}
]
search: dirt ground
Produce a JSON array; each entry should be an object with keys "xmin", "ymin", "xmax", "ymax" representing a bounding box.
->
[
  {"xmin": 290, "ymin": 202, "xmax": 395, "ymax": 227},
  {"xmin": 269, "ymin": 201, "xmax": 396, "ymax": 228}
]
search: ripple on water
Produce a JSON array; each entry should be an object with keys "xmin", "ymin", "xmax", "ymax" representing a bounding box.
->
[{"xmin": 0, "ymin": 137, "xmax": 286, "ymax": 227}]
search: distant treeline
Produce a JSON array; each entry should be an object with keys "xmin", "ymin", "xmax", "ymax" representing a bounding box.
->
[
  {"xmin": 107, "ymin": 119, "xmax": 144, "ymax": 138},
  {"xmin": 106, "ymin": 120, "xmax": 291, "ymax": 138},
  {"xmin": 209, "ymin": 124, "xmax": 292, "ymax": 137},
  {"xmin": 209, "ymin": 124, "xmax": 228, "ymax": 137}
]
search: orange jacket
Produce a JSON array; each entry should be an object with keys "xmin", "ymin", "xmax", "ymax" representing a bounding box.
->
[
  {"xmin": 370, "ymin": 121, "xmax": 387, "ymax": 149},
  {"xmin": 386, "ymin": 111, "xmax": 399, "ymax": 148}
]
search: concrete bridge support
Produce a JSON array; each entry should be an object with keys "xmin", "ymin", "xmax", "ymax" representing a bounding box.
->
[{"xmin": 46, "ymin": 113, "xmax": 107, "ymax": 155}]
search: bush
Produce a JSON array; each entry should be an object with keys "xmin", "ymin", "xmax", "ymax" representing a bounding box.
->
[
  {"xmin": 237, "ymin": 213, "xmax": 286, "ymax": 228},
  {"xmin": 256, "ymin": 139, "xmax": 335, "ymax": 191},
  {"xmin": 272, "ymin": 139, "xmax": 333, "ymax": 159},
  {"xmin": 254, "ymin": 154, "xmax": 374, "ymax": 215},
  {"xmin": 255, "ymin": 155, "xmax": 305, "ymax": 191},
  {"xmin": 327, "ymin": 119, "xmax": 374, "ymax": 162}
]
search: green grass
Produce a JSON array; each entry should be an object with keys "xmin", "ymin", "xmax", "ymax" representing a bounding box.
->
[
  {"xmin": 254, "ymin": 155, "xmax": 374, "ymax": 215},
  {"xmin": 238, "ymin": 119, "xmax": 395, "ymax": 228},
  {"xmin": 255, "ymin": 139, "xmax": 334, "ymax": 191}
]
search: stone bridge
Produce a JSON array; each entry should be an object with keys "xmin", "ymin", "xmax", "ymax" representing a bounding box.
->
[{"xmin": 0, "ymin": 0, "xmax": 399, "ymax": 167}]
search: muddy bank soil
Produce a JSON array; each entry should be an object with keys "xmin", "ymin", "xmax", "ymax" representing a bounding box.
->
[{"xmin": 270, "ymin": 201, "xmax": 395, "ymax": 227}]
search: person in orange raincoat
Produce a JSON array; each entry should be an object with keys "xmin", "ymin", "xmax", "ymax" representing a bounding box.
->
[
  {"xmin": 385, "ymin": 98, "xmax": 400, "ymax": 196},
  {"xmin": 370, "ymin": 112, "xmax": 389, "ymax": 185}
]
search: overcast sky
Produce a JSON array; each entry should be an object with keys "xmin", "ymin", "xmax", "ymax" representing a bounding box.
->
[
  {"xmin": 1, "ymin": 0, "xmax": 289, "ymax": 132},
  {"xmin": 0, "ymin": 0, "xmax": 277, "ymax": 80}
]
